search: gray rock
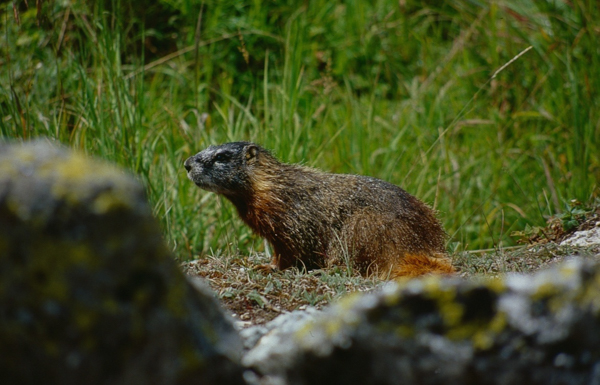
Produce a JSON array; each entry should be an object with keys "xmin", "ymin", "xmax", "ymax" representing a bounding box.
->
[
  {"xmin": 242, "ymin": 307, "xmax": 320, "ymax": 363},
  {"xmin": 560, "ymin": 224, "xmax": 600, "ymax": 248},
  {"xmin": 241, "ymin": 307, "xmax": 320, "ymax": 385},
  {"xmin": 0, "ymin": 140, "xmax": 244, "ymax": 385},
  {"xmin": 244, "ymin": 257, "xmax": 600, "ymax": 385}
]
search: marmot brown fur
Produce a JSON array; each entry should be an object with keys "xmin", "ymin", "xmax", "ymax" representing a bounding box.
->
[{"xmin": 184, "ymin": 142, "xmax": 454, "ymax": 279}]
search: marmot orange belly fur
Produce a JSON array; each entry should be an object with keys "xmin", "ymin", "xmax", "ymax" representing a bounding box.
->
[{"xmin": 184, "ymin": 142, "xmax": 454, "ymax": 279}]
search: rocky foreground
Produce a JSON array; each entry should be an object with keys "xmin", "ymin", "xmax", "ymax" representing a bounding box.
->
[{"xmin": 1, "ymin": 140, "xmax": 599, "ymax": 385}]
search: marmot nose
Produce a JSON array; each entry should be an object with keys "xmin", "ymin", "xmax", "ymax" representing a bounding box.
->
[{"xmin": 184, "ymin": 158, "xmax": 192, "ymax": 172}]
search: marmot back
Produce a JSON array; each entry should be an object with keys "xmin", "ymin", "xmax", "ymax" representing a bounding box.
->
[{"xmin": 184, "ymin": 142, "xmax": 454, "ymax": 279}]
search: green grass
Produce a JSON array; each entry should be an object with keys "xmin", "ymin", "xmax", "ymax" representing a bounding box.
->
[{"xmin": 1, "ymin": 0, "xmax": 599, "ymax": 261}]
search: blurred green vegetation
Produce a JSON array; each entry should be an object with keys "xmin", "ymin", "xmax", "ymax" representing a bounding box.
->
[{"xmin": 1, "ymin": 0, "xmax": 599, "ymax": 259}]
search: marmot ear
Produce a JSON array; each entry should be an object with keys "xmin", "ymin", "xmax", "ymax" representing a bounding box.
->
[{"xmin": 245, "ymin": 144, "xmax": 259, "ymax": 163}]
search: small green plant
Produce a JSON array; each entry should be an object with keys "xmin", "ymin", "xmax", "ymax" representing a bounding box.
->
[
  {"xmin": 511, "ymin": 224, "xmax": 549, "ymax": 244},
  {"xmin": 557, "ymin": 200, "xmax": 589, "ymax": 232}
]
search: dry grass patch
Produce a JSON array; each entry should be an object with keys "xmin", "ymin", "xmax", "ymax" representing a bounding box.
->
[{"xmin": 182, "ymin": 251, "xmax": 381, "ymax": 326}]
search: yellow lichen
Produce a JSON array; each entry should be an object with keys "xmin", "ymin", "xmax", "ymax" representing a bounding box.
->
[
  {"xmin": 531, "ymin": 282, "xmax": 561, "ymax": 300},
  {"xmin": 295, "ymin": 319, "xmax": 319, "ymax": 340},
  {"xmin": 488, "ymin": 311, "xmax": 507, "ymax": 333},
  {"xmin": 394, "ymin": 324, "xmax": 415, "ymax": 338},
  {"xmin": 75, "ymin": 311, "xmax": 95, "ymax": 331},
  {"xmin": 421, "ymin": 278, "xmax": 464, "ymax": 327},
  {"xmin": 472, "ymin": 330, "xmax": 494, "ymax": 350},
  {"xmin": 485, "ymin": 277, "xmax": 506, "ymax": 294},
  {"xmin": 579, "ymin": 273, "xmax": 600, "ymax": 310},
  {"xmin": 18, "ymin": 150, "xmax": 138, "ymax": 210},
  {"xmin": 67, "ymin": 243, "xmax": 96, "ymax": 266},
  {"xmin": 422, "ymin": 276, "xmax": 443, "ymax": 292},
  {"xmin": 381, "ymin": 285, "xmax": 404, "ymax": 307},
  {"xmin": 472, "ymin": 312, "xmax": 507, "ymax": 350},
  {"xmin": 439, "ymin": 300, "xmax": 464, "ymax": 327},
  {"xmin": 557, "ymin": 262, "xmax": 580, "ymax": 279},
  {"xmin": 445, "ymin": 309, "xmax": 507, "ymax": 349},
  {"xmin": 52, "ymin": 155, "xmax": 91, "ymax": 180},
  {"xmin": 446, "ymin": 324, "xmax": 480, "ymax": 341},
  {"xmin": 92, "ymin": 192, "xmax": 131, "ymax": 214},
  {"xmin": 325, "ymin": 318, "xmax": 344, "ymax": 337},
  {"xmin": 14, "ymin": 148, "xmax": 36, "ymax": 164},
  {"xmin": 103, "ymin": 298, "xmax": 120, "ymax": 314}
]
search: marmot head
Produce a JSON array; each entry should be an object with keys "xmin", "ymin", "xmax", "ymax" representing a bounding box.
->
[{"xmin": 184, "ymin": 142, "xmax": 268, "ymax": 196}]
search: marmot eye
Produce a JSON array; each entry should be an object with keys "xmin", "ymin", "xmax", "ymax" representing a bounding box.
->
[{"xmin": 214, "ymin": 153, "xmax": 230, "ymax": 163}]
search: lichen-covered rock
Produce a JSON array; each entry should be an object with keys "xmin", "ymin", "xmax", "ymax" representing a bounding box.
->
[
  {"xmin": 561, "ymin": 224, "xmax": 600, "ymax": 248},
  {"xmin": 0, "ymin": 140, "xmax": 244, "ymax": 385},
  {"xmin": 242, "ymin": 307, "xmax": 320, "ymax": 368},
  {"xmin": 245, "ymin": 257, "xmax": 600, "ymax": 385}
]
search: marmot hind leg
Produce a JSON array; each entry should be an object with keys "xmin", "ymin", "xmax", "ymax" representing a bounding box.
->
[{"xmin": 327, "ymin": 210, "xmax": 454, "ymax": 278}]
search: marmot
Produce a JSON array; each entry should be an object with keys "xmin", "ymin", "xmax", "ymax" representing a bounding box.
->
[{"xmin": 184, "ymin": 142, "xmax": 454, "ymax": 279}]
